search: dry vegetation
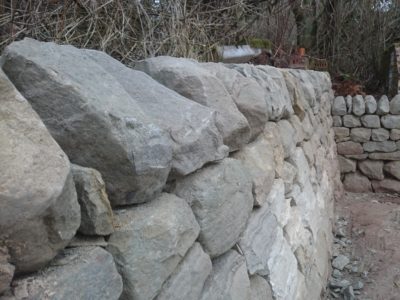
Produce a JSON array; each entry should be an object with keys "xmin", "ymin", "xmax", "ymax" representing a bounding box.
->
[{"xmin": 1, "ymin": 0, "xmax": 400, "ymax": 91}]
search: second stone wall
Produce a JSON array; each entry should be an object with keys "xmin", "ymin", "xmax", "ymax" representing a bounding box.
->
[{"xmin": 332, "ymin": 94, "xmax": 400, "ymax": 193}]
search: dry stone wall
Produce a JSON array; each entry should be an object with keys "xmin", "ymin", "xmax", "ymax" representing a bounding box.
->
[
  {"xmin": 0, "ymin": 38, "xmax": 341, "ymax": 300},
  {"xmin": 332, "ymin": 94, "xmax": 400, "ymax": 193}
]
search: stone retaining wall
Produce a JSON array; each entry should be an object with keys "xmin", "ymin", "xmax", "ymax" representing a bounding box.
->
[
  {"xmin": 332, "ymin": 94, "xmax": 400, "ymax": 193},
  {"xmin": 1, "ymin": 38, "xmax": 341, "ymax": 300}
]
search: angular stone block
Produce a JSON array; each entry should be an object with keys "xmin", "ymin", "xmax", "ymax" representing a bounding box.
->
[
  {"xmin": 350, "ymin": 128, "xmax": 371, "ymax": 143},
  {"xmin": 337, "ymin": 141, "xmax": 364, "ymax": 155},
  {"xmin": 343, "ymin": 172, "xmax": 372, "ymax": 193},
  {"xmin": 358, "ymin": 160, "xmax": 384, "ymax": 180}
]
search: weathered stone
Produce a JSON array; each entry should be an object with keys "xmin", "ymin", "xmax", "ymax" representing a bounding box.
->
[
  {"xmin": 391, "ymin": 129, "xmax": 400, "ymax": 140},
  {"xmin": 265, "ymin": 179, "xmax": 291, "ymax": 227},
  {"xmin": 301, "ymin": 112, "xmax": 314, "ymax": 141},
  {"xmin": 200, "ymin": 250, "xmax": 251, "ymax": 300},
  {"xmin": 346, "ymin": 95, "xmax": 352, "ymax": 113},
  {"xmin": 343, "ymin": 172, "xmax": 372, "ymax": 193},
  {"xmin": 9, "ymin": 247, "xmax": 122, "ymax": 300},
  {"xmin": 383, "ymin": 161, "xmax": 400, "ymax": 180},
  {"xmin": 174, "ymin": 158, "xmax": 253, "ymax": 257},
  {"xmin": 249, "ymin": 275, "xmax": 273, "ymax": 300},
  {"xmin": 0, "ymin": 69, "xmax": 80, "ymax": 274},
  {"xmin": 2, "ymin": 38, "xmax": 174, "ymax": 206},
  {"xmin": 263, "ymin": 122, "xmax": 285, "ymax": 178},
  {"xmin": 390, "ymin": 94, "xmax": 400, "ymax": 114},
  {"xmin": 332, "ymin": 254, "xmax": 350, "ymax": 271},
  {"xmin": 343, "ymin": 115, "xmax": 361, "ymax": 128},
  {"xmin": 286, "ymin": 69, "xmax": 318, "ymax": 110},
  {"xmin": 156, "ymin": 243, "xmax": 212, "ymax": 300},
  {"xmin": 289, "ymin": 114, "xmax": 305, "ymax": 144},
  {"xmin": 369, "ymin": 151, "xmax": 400, "ymax": 160},
  {"xmin": 329, "ymin": 278, "xmax": 351, "ymax": 289},
  {"xmin": 288, "ymin": 147, "xmax": 311, "ymax": 190},
  {"xmin": 363, "ymin": 141, "xmax": 397, "ymax": 152},
  {"xmin": 239, "ymin": 208, "xmax": 297, "ymax": 299},
  {"xmin": 228, "ymin": 64, "xmax": 294, "ymax": 121},
  {"xmin": 84, "ymin": 49, "xmax": 228, "ymax": 178},
  {"xmin": 71, "ymin": 164, "xmax": 114, "ymax": 236},
  {"xmin": 202, "ymin": 62, "xmax": 268, "ymax": 140},
  {"xmin": 280, "ymin": 69, "xmax": 308, "ymax": 120},
  {"xmin": 338, "ymin": 156, "xmax": 356, "ymax": 173},
  {"xmin": 337, "ymin": 141, "xmax": 364, "ymax": 155},
  {"xmin": 371, "ymin": 128, "xmax": 390, "ymax": 141},
  {"xmin": 0, "ymin": 248, "xmax": 14, "ymax": 295},
  {"xmin": 277, "ymin": 119, "xmax": 296, "ymax": 158},
  {"xmin": 358, "ymin": 160, "xmax": 384, "ymax": 180},
  {"xmin": 332, "ymin": 96, "xmax": 347, "ymax": 115},
  {"xmin": 381, "ymin": 115, "xmax": 400, "ymax": 129},
  {"xmin": 350, "ymin": 128, "xmax": 371, "ymax": 143},
  {"xmin": 333, "ymin": 116, "xmax": 342, "ymax": 127},
  {"xmin": 360, "ymin": 115, "xmax": 380, "ymax": 128},
  {"xmin": 352, "ymin": 95, "xmax": 365, "ymax": 116},
  {"xmin": 281, "ymin": 162, "xmax": 297, "ymax": 195},
  {"xmin": 301, "ymin": 140, "xmax": 316, "ymax": 166},
  {"xmin": 334, "ymin": 127, "xmax": 350, "ymax": 140},
  {"xmin": 372, "ymin": 179, "xmax": 400, "ymax": 193},
  {"xmin": 135, "ymin": 56, "xmax": 251, "ymax": 151},
  {"xmin": 106, "ymin": 193, "xmax": 200, "ymax": 300},
  {"xmin": 365, "ymin": 95, "xmax": 377, "ymax": 114},
  {"xmin": 232, "ymin": 137, "xmax": 275, "ymax": 207},
  {"xmin": 68, "ymin": 235, "xmax": 107, "ymax": 248},
  {"xmin": 377, "ymin": 95, "xmax": 390, "ymax": 115},
  {"xmin": 344, "ymin": 154, "xmax": 369, "ymax": 160}
]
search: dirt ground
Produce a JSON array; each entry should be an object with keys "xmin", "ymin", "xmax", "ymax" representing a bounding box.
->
[{"xmin": 328, "ymin": 192, "xmax": 400, "ymax": 300}]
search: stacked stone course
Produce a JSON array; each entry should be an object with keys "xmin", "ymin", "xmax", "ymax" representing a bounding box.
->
[{"xmin": 332, "ymin": 94, "xmax": 400, "ymax": 193}]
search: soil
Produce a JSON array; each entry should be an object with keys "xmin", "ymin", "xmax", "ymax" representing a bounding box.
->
[{"xmin": 327, "ymin": 192, "xmax": 400, "ymax": 300}]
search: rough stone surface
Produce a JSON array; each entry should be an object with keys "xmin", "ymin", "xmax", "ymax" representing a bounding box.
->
[
  {"xmin": 280, "ymin": 69, "xmax": 308, "ymax": 120},
  {"xmin": 174, "ymin": 158, "xmax": 253, "ymax": 258},
  {"xmin": 277, "ymin": 119, "xmax": 296, "ymax": 158},
  {"xmin": 372, "ymin": 179, "xmax": 400, "ymax": 193},
  {"xmin": 232, "ymin": 137, "xmax": 275, "ymax": 207},
  {"xmin": 343, "ymin": 115, "xmax": 361, "ymax": 128},
  {"xmin": 265, "ymin": 179, "xmax": 291, "ymax": 227},
  {"xmin": 202, "ymin": 62, "xmax": 268, "ymax": 140},
  {"xmin": 338, "ymin": 156, "xmax": 356, "ymax": 173},
  {"xmin": 332, "ymin": 96, "xmax": 347, "ymax": 115},
  {"xmin": 377, "ymin": 95, "xmax": 390, "ymax": 115},
  {"xmin": 383, "ymin": 161, "xmax": 400, "ymax": 180},
  {"xmin": 200, "ymin": 250, "xmax": 251, "ymax": 300},
  {"xmin": 332, "ymin": 254, "xmax": 350, "ymax": 271},
  {"xmin": 363, "ymin": 141, "xmax": 397, "ymax": 152},
  {"xmin": 358, "ymin": 160, "xmax": 384, "ymax": 180},
  {"xmin": 334, "ymin": 127, "xmax": 350, "ymax": 140},
  {"xmin": 0, "ymin": 69, "xmax": 80, "ymax": 274},
  {"xmin": 333, "ymin": 116, "xmax": 342, "ymax": 127},
  {"xmin": 156, "ymin": 243, "xmax": 212, "ymax": 300},
  {"xmin": 249, "ymin": 275, "xmax": 273, "ymax": 300},
  {"xmin": 390, "ymin": 129, "xmax": 400, "ymax": 140},
  {"xmin": 350, "ymin": 128, "xmax": 371, "ymax": 143},
  {"xmin": 228, "ymin": 64, "xmax": 294, "ymax": 121},
  {"xmin": 343, "ymin": 172, "xmax": 372, "ymax": 193},
  {"xmin": 9, "ymin": 247, "xmax": 123, "ymax": 300},
  {"xmin": 337, "ymin": 141, "xmax": 364, "ymax": 155},
  {"xmin": 106, "ymin": 193, "xmax": 200, "ymax": 300},
  {"xmin": 71, "ymin": 164, "xmax": 114, "ymax": 236},
  {"xmin": 263, "ymin": 122, "xmax": 285, "ymax": 178},
  {"xmin": 365, "ymin": 95, "xmax": 377, "ymax": 114},
  {"xmin": 352, "ymin": 95, "xmax": 365, "ymax": 116},
  {"xmin": 346, "ymin": 95, "xmax": 352, "ymax": 113},
  {"xmin": 381, "ymin": 115, "xmax": 400, "ymax": 129},
  {"xmin": 281, "ymin": 161, "xmax": 297, "ymax": 194},
  {"xmin": 239, "ymin": 206, "xmax": 297, "ymax": 299},
  {"xmin": 2, "ymin": 38, "xmax": 174, "ymax": 206},
  {"xmin": 369, "ymin": 151, "xmax": 400, "ymax": 160},
  {"xmin": 289, "ymin": 114, "xmax": 306, "ymax": 145},
  {"xmin": 372, "ymin": 128, "xmax": 390, "ymax": 141},
  {"xmin": 390, "ymin": 94, "xmax": 400, "ymax": 114},
  {"xmin": 135, "ymin": 56, "xmax": 251, "ymax": 151},
  {"xmin": 0, "ymin": 248, "xmax": 14, "ymax": 295},
  {"xmin": 84, "ymin": 50, "xmax": 228, "ymax": 178},
  {"xmin": 360, "ymin": 115, "xmax": 380, "ymax": 128}
]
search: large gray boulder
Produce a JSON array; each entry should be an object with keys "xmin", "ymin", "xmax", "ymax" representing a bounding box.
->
[
  {"xmin": 71, "ymin": 164, "xmax": 114, "ymax": 236},
  {"xmin": 0, "ymin": 70, "xmax": 80, "ymax": 274},
  {"xmin": 332, "ymin": 96, "xmax": 347, "ymax": 116},
  {"xmin": 135, "ymin": 56, "xmax": 251, "ymax": 151},
  {"xmin": 390, "ymin": 94, "xmax": 400, "ymax": 114},
  {"xmin": 84, "ymin": 50, "xmax": 228, "ymax": 177},
  {"xmin": 200, "ymin": 250, "xmax": 251, "ymax": 300},
  {"xmin": 227, "ymin": 64, "xmax": 294, "ymax": 121},
  {"xmin": 277, "ymin": 119, "xmax": 297, "ymax": 158},
  {"xmin": 383, "ymin": 161, "xmax": 400, "ymax": 180},
  {"xmin": 352, "ymin": 95, "xmax": 365, "ymax": 116},
  {"xmin": 232, "ymin": 136, "xmax": 275, "ymax": 207},
  {"xmin": 202, "ymin": 62, "xmax": 268, "ymax": 140},
  {"xmin": 8, "ymin": 247, "xmax": 123, "ymax": 300},
  {"xmin": 106, "ymin": 193, "xmax": 199, "ymax": 300},
  {"xmin": 381, "ymin": 115, "xmax": 400, "ymax": 129},
  {"xmin": 342, "ymin": 115, "xmax": 361, "ymax": 127},
  {"xmin": 174, "ymin": 159, "xmax": 253, "ymax": 257},
  {"xmin": 358, "ymin": 160, "xmax": 384, "ymax": 180},
  {"xmin": 377, "ymin": 95, "xmax": 390, "ymax": 115},
  {"xmin": 2, "ymin": 38, "xmax": 173, "ymax": 206},
  {"xmin": 365, "ymin": 95, "xmax": 377, "ymax": 114},
  {"xmin": 156, "ymin": 243, "xmax": 211, "ymax": 300}
]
